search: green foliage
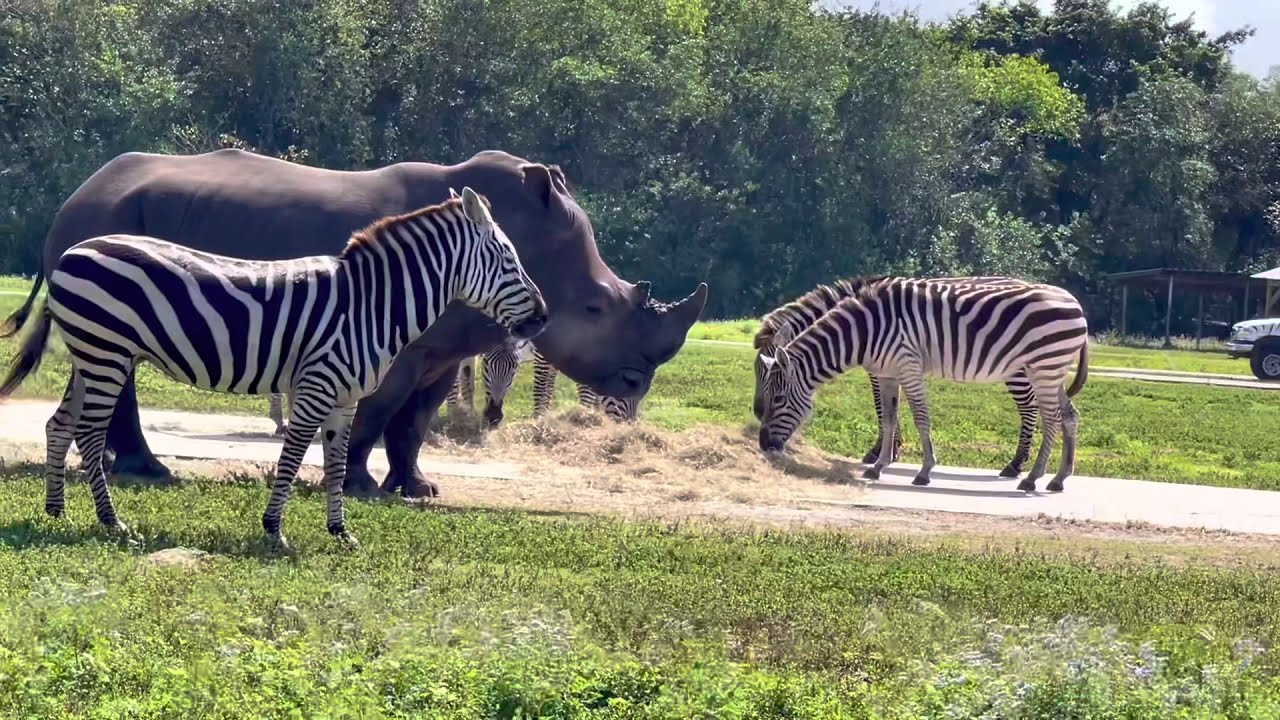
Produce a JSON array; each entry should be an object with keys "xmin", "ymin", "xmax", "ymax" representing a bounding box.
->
[
  {"xmin": 958, "ymin": 51, "xmax": 1085, "ymax": 140},
  {"xmin": 1, "ymin": 0, "xmax": 1278, "ymax": 331},
  {"xmin": 0, "ymin": 474, "xmax": 1279, "ymax": 717}
]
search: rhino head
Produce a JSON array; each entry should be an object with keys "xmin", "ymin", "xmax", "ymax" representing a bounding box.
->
[{"xmin": 449, "ymin": 153, "xmax": 708, "ymax": 398}]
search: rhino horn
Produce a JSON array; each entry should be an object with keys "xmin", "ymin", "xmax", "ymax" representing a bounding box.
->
[{"xmin": 663, "ymin": 282, "xmax": 709, "ymax": 331}]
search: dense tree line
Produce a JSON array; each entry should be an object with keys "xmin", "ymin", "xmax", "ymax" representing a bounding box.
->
[{"xmin": 2, "ymin": 0, "xmax": 1279, "ymax": 331}]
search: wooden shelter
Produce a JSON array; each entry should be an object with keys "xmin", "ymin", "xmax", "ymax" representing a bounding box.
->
[
  {"xmin": 1103, "ymin": 268, "xmax": 1268, "ymax": 348},
  {"xmin": 1251, "ymin": 265, "xmax": 1280, "ymax": 317}
]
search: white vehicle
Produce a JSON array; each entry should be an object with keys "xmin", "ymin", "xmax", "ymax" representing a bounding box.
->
[{"xmin": 1226, "ymin": 318, "xmax": 1280, "ymax": 380}]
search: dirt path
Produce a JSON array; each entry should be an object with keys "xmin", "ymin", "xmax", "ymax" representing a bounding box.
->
[{"xmin": 4, "ymin": 398, "xmax": 1280, "ymax": 560}]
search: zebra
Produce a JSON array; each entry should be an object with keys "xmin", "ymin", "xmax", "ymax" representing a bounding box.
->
[
  {"xmin": 444, "ymin": 341, "xmax": 640, "ymax": 424},
  {"xmin": 442, "ymin": 338, "xmax": 531, "ymax": 428},
  {"xmin": 531, "ymin": 348, "xmax": 641, "ymax": 422},
  {"xmin": 753, "ymin": 275, "xmax": 1042, "ymax": 477},
  {"xmin": 757, "ymin": 276, "xmax": 1088, "ymax": 492},
  {"xmin": 0, "ymin": 187, "xmax": 548, "ymax": 550}
]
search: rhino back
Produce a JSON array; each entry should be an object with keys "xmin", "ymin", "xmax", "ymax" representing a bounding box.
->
[{"xmin": 45, "ymin": 149, "xmax": 431, "ymax": 268}]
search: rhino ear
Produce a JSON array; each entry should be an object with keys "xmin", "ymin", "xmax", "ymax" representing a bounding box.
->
[
  {"xmin": 460, "ymin": 187, "xmax": 493, "ymax": 228},
  {"xmin": 520, "ymin": 163, "xmax": 575, "ymax": 232}
]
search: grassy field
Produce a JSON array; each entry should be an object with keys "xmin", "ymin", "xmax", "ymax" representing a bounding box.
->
[
  {"xmin": 0, "ymin": 467, "xmax": 1278, "ymax": 717},
  {"xmin": 3, "ymin": 285, "xmax": 1278, "ymax": 490}
]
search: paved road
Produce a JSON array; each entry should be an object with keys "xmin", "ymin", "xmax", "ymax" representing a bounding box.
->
[{"xmin": 3, "ymin": 398, "xmax": 1279, "ymax": 536}]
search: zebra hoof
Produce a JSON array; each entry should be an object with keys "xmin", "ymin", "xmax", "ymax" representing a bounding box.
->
[
  {"xmin": 861, "ymin": 449, "xmax": 880, "ymax": 464},
  {"xmin": 266, "ymin": 533, "xmax": 292, "ymax": 554},
  {"xmin": 1046, "ymin": 478, "xmax": 1066, "ymax": 493},
  {"xmin": 911, "ymin": 474, "xmax": 930, "ymax": 486},
  {"xmin": 1016, "ymin": 478, "xmax": 1038, "ymax": 492},
  {"xmin": 273, "ymin": 424, "xmax": 288, "ymax": 437},
  {"xmin": 45, "ymin": 504, "xmax": 63, "ymax": 519},
  {"xmin": 332, "ymin": 530, "xmax": 360, "ymax": 549},
  {"xmin": 861, "ymin": 467, "xmax": 881, "ymax": 481},
  {"xmin": 999, "ymin": 464, "xmax": 1023, "ymax": 478}
]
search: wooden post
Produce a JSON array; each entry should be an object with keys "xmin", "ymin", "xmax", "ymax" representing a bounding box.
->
[
  {"xmin": 1120, "ymin": 284, "xmax": 1128, "ymax": 337},
  {"xmin": 1164, "ymin": 274, "xmax": 1174, "ymax": 348},
  {"xmin": 1196, "ymin": 291, "xmax": 1204, "ymax": 350}
]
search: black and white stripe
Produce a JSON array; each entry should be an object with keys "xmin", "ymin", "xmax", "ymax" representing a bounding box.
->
[
  {"xmin": 753, "ymin": 276, "xmax": 1041, "ymax": 477},
  {"xmin": 531, "ymin": 349, "xmax": 641, "ymax": 422},
  {"xmin": 442, "ymin": 342, "xmax": 641, "ymax": 424},
  {"xmin": 0, "ymin": 187, "xmax": 547, "ymax": 549},
  {"xmin": 757, "ymin": 276, "xmax": 1088, "ymax": 492}
]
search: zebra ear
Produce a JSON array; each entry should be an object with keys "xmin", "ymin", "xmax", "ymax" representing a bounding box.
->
[
  {"xmin": 448, "ymin": 187, "xmax": 462, "ymax": 200},
  {"xmin": 772, "ymin": 349, "xmax": 793, "ymax": 374},
  {"xmin": 773, "ymin": 323, "xmax": 796, "ymax": 346},
  {"xmin": 460, "ymin": 187, "xmax": 493, "ymax": 228}
]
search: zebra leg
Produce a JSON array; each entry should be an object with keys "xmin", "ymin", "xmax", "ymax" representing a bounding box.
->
[
  {"xmin": 1046, "ymin": 388, "xmax": 1078, "ymax": 493},
  {"xmin": 577, "ymin": 383, "xmax": 598, "ymax": 410},
  {"xmin": 268, "ymin": 393, "xmax": 288, "ymax": 436},
  {"xmin": 261, "ymin": 396, "xmax": 326, "ymax": 551},
  {"xmin": 863, "ymin": 376, "xmax": 900, "ymax": 481},
  {"xmin": 861, "ymin": 376, "xmax": 885, "ymax": 463},
  {"xmin": 74, "ymin": 368, "xmax": 134, "ymax": 536},
  {"xmin": 899, "ymin": 375, "xmax": 936, "ymax": 486},
  {"xmin": 998, "ymin": 375, "xmax": 1037, "ymax": 478},
  {"xmin": 532, "ymin": 352, "xmax": 557, "ymax": 417},
  {"xmin": 43, "ymin": 373, "xmax": 84, "ymax": 519},
  {"xmin": 1018, "ymin": 379, "xmax": 1063, "ymax": 492},
  {"xmin": 320, "ymin": 405, "xmax": 359, "ymax": 547},
  {"xmin": 862, "ymin": 376, "xmax": 904, "ymax": 464}
]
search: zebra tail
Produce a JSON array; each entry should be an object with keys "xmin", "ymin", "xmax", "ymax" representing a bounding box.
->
[
  {"xmin": 0, "ymin": 297, "xmax": 52, "ymax": 398},
  {"xmin": 0, "ymin": 265, "xmax": 44, "ymax": 338},
  {"xmin": 1065, "ymin": 341, "xmax": 1089, "ymax": 398}
]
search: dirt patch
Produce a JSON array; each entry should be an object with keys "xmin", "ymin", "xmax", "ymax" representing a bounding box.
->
[{"xmin": 4, "ymin": 407, "xmax": 1280, "ymax": 566}]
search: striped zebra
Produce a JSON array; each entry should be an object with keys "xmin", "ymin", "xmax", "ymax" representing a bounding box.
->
[
  {"xmin": 0, "ymin": 188, "xmax": 547, "ymax": 549},
  {"xmin": 443, "ymin": 342, "xmax": 640, "ymax": 424},
  {"xmin": 531, "ymin": 348, "xmax": 640, "ymax": 422},
  {"xmin": 442, "ymin": 338, "xmax": 531, "ymax": 427},
  {"xmin": 757, "ymin": 276, "xmax": 1088, "ymax": 492},
  {"xmin": 753, "ymin": 275, "xmax": 1041, "ymax": 478}
]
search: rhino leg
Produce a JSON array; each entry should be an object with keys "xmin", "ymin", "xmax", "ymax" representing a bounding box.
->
[
  {"xmin": 381, "ymin": 365, "xmax": 456, "ymax": 499},
  {"xmin": 106, "ymin": 371, "xmax": 172, "ymax": 480}
]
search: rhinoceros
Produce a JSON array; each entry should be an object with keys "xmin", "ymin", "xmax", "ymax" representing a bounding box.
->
[{"xmin": 2, "ymin": 148, "xmax": 708, "ymax": 498}]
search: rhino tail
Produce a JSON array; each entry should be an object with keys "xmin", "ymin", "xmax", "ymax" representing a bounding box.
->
[
  {"xmin": 1065, "ymin": 341, "xmax": 1089, "ymax": 398},
  {"xmin": 0, "ymin": 266, "xmax": 44, "ymax": 339},
  {"xmin": 0, "ymin": 296, "xmax": 52, "ymax": 398}
]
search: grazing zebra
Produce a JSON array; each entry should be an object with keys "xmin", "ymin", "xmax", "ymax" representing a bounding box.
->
[
  {"xmin": 753, "ymin": 275, "xmax": 1041, "ymax": 477},
  {"xmin": 445, "ymin": 342, "xmax": 641, "ymax": 424},
  {"xmin": 442, "ymin": 338, "xmax": 532, "ymax": 428},
  {"xmin": 531, "ymin": 348, "xmax": 641, "ymax": 422},
  {"xmin": 0, "ymin": 187, "xmax": 548, "ymax": 549},
  {"xmin": 757, "ymin": 276, "xmax": 1088, "ymax": 492}
]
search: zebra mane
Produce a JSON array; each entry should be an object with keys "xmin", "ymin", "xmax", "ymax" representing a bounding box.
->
[
  {"xmin": 341, "ymin": 193, "xmax": 493, "ymax": 258},
  {"xmin": 754, "ymin": 275, "xmax": 889, "ymax": 350}
]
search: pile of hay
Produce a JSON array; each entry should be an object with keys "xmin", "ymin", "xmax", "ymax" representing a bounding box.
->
[{"xmin": 438, "ymin": 407, "xmax": 864, "ymax": 489}]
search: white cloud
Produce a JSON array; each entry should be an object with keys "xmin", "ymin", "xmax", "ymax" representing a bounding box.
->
[{"xmin": 828, "ymin": 1, "xmax": 1277, "ymax": 78}]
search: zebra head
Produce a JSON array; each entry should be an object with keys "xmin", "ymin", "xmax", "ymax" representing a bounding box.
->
[
  {"xmin": 454, "ymin": 186, "xmax": 549, "ymax": 341},
  {"xmin": 757, "ymin": 345, "xmax": 814, "ymax": 454},
  {"xmin": 752, "ymin": 322, "xmax": 795, "ymax": 421}
]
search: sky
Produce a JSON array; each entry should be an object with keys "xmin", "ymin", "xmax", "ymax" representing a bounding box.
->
[{"xmin": 832, "ymin": 0, "xmax": 1278, "ymax": 79}]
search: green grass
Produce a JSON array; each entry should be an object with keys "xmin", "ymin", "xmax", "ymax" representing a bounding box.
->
[
  {"xmin": 1, "ymin": 470, "xmax": 1278, "ymax": 717},
  {"xmin": 5, "ymin": 287, "xmax": 1280, "ymax": 490}
]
